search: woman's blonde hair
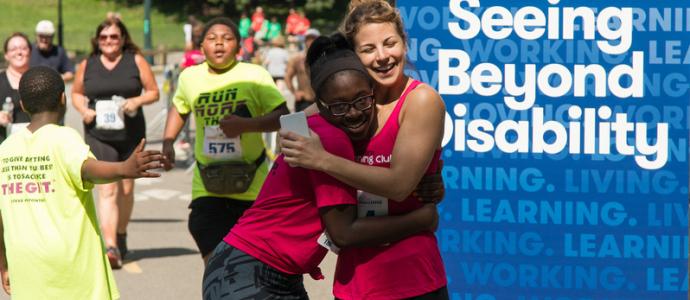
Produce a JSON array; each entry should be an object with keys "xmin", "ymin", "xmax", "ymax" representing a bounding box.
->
[{"xmin": 342, "ymin": 0, "xmax": 406, "ymax": 47}]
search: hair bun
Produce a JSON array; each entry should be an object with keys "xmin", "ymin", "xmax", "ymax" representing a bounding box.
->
[
  {"xmin": 305, "ymin": 32, "xmax": 352, "ymax": 68},
  {"xmin": 348, "ymin": 0, "xmax": 388, "ymax": 11}
]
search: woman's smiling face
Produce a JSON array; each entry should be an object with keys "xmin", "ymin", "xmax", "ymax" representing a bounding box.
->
[
  {"xmin": 4, "ymin": 36, "xmax": 30, "ymax": 70},
  {"xmin": 97, "ymin": 25, "xmax": 124, "ymax": 57},
  {"xmin": 352, "ymin": 22, "xmax": 407, "ymax": 89}
]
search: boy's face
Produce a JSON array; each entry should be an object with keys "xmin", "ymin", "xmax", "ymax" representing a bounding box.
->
[{"xmin": 201, "ymin": 24, "xmax": 239, "ymax": 70}]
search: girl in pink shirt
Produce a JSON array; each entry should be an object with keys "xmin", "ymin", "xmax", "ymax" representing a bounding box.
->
[
  {"xmin": 202, "ymin": 33, "xmax": 440, "ymax": 300},
  {"xmin": 280, "ymin": 1, "xmax": 448, "ymax": 299}
]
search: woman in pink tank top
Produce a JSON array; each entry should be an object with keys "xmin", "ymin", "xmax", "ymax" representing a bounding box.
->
[{"xmin": 280, "ymin": 1, "xmax": 448, "ymax": 299}]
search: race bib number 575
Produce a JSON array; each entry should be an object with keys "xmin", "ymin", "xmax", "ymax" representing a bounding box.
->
[{"xmin": 203, "ymin": 125, "xmax": 243, "ymax": 160}]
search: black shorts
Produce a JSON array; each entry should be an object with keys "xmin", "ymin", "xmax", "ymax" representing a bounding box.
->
[
  {"xmin": 188, "ymin": 197, "xmax": 253, "ymax": 257},
  {"xmin": 85, "ymin": 133, "xmax": 139, "ymax": 162},
  {"xmin": 203, "ymin": 242, "xmax": 307, "ymax": 300}
]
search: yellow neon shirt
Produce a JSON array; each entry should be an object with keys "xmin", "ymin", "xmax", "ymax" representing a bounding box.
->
[
  {"xmin": 173, "ymin": 61, "xmax": 285, "ymax": 201},
  {"xmin": 0, "ymin": 124, "xmax": 119, "ymax": 300}
]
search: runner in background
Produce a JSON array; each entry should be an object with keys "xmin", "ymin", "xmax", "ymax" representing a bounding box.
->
[
  {"xmin": 285, "ymin": 28, "xmax": 320, "ymax": 112},
  {"xmin": 30, "ymin": 20, "xmax": 74, "ymax": 82},
  {"xmin": 183, "ymin": 16, "xmax": 202, "ymax": 53},
  {"xmin": 72, "ymin": 16, "xmax": 160, "ymax": 269},
  {"xmin": 0, "ymin": 33, "xmax": 32, "ymax": 144},
  {"xmin": 265, "ymin": 16, "xmax": 282, "ymax": 43},
  {"xmin": 180, "ymin": 22, "xmax": 205, "ymax": 70},
  {"xmin": 293, "ymin": 10, "xmax": 311, "ymax": 49},
  {"xmin": 238, "ymin": 11, "xmax": 251, "ymax": 40},
  {"xmin": 161, "ymin": 17, "xmax": 289, "ymax": 265},
  {"xmin": 262, "ymin": 35, "xmax": 289, "ymax": 84},
  {"xmin": 285, "ymin": 8, "xmax": 300, "ymax": 49},
  {"xmin": 239, "ymin": 28, "xmax": 256, "ymax": 62},
  {"xmin": 280, "ymin": 1, "xmax": 448, "ymax": 298},
  {"xmin": 0, "ymin": 66, "xmax": 162, "ymax": 300},
  {"xmin": 250, "ymin": 6, "xmax": 265, "ymax": 46}
]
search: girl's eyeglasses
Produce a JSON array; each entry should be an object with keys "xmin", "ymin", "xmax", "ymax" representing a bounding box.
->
[{"xmin": 318, "ymin": 93, "xmax": 374, "ymax": 116}]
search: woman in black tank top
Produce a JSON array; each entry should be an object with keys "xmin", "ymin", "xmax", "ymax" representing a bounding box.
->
[
  {"xmin": 71, "ymin": 17, "xmax": 159, "ymax": 269},
  {"xmin": 0, "ymin": 33, "xmax": 32, "ymax": 143}
]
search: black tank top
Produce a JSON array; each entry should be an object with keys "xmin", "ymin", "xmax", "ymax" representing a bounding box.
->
[
  {"xmin": 0, "ymin": 72, "xmax": 30, "ymax": 142},
  {"xmin": 83, "ymin": 51, "xmax": 145, "ymax": 141}
]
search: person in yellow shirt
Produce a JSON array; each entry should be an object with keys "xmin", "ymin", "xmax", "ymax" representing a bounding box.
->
[
  {"xmin": 162, "ymin": 17, "xmax": 288, "ymax": 265},
  {"xmin": 0, "ymin": 66, "xmax": 163, "ymax": 299}
]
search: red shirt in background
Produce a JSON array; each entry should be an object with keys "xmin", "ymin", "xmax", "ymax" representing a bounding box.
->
[
  {"xmin": 251, "ymin": 11, "xmax": 264, "ymax": 33},
  {"xmin": 285, "ymin": 12, "xmax": 300, "ymax": 35},
  {"xmin": 294, "ymin": 15, "xmax": 310, "ymax": 35}
]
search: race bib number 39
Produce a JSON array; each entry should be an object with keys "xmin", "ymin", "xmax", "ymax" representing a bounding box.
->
[
  {"xmin": 95, "ymin": 100, "xmax": 125, "ymax": 130},
  {"xmin": 203, "ymin": 125, "xmax": 243, "ymax": 159}
]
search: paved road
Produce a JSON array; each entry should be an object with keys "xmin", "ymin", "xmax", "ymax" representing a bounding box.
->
[{"xmin": 0, "ymin": 70, "xmax": 334, "ymax": 299}]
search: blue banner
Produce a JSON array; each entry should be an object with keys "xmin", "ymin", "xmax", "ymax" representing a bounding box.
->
[{"xmin": 398, "ymin": 0, "xmax": 689, "ymax": 299}]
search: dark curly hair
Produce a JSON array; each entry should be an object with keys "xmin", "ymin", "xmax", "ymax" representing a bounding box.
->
[
  {"xmin": 19, "ymin": 66, "xmax": 65, "ymax": 114},
  {"xmin": 306, "ymin": 33, "xmax": 372, "ymax": 98},
  {"xmin": 200, "ymin": 17, "xmax": 240, "ymax": 46}
]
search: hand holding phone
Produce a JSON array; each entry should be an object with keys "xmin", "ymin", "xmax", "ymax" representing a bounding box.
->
[{"xmin": 279, "ymin": 111, "xmax": 310, "ymax": 137}]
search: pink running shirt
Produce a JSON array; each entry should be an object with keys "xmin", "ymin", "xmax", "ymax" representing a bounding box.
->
[
  {"xmin": 225, "ymin": 115, "xmax": 357, "ymax": 276},
  {"xmin": 333, "ymin": 80, "xmax": 447, "ymax": 299}
]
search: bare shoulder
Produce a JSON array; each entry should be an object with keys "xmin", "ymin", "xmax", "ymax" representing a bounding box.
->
[
  {"xmin": 77, "ymin": 59, "xmax": 88, "ymax": 71},
  {"xmin": 133, "ymin": 53, "xmax": 151, "ymax": 69},
  {"xmin": 405, "ymin": 83, "xmax": 446, "ymax": 112}
]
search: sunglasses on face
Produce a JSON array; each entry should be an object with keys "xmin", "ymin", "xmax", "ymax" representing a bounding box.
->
[
  {"xmin": 98, "ymin": 34, "xmax": 121, "ymax": 41},
  {"xmin": 319, "ymin": 92, "xmax": 375, "ymax": 116}
]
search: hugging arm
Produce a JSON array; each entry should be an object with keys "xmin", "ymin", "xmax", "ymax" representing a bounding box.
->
[
  {"xmin": 219, "ymin": 103, "xmax": 289, "ymax": 138},
  {"xmin": 319, "ymin": 203, "xmax": 437, "ymax": 248},
  {"xmin": 281, "ymin": 85, "xmax": 446, "ymax": 200}
]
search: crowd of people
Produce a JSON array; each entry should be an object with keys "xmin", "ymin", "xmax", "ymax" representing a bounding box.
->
[{"xmin": 0, "ymin": 1, "xmax": 449, "ymax": 299}]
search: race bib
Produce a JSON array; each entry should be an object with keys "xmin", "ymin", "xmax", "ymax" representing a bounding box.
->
[
  {"xmin": 8, "ymin": 122, "xmax": 29, "ymax": 135},
  {"xmin": 95, "ymin": 100, "xmax": 125, "ymax": 130},
  {"xmin": 357, "ymin": 190, "xmax": 388, "ymax": 218},
  {"xmin": 203, "ymin": 125, "xmax": 243, "ymax": 159},
  {"xmin": 317, "ymin": 231, "xmax": 340, "ymax": 254}
]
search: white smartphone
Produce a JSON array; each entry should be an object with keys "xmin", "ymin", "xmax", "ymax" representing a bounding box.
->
[{"xmin": 280, "ymin": 111, "xmax": 310, "ymax": 137}]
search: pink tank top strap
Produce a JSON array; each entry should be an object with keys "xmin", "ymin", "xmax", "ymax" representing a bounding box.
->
[
  {"xmin": 390, "ymin": 79, "xmax": 422, "ymax": 122},
  {"xmin": 371, "ymin": 79, "xmax": 423, "ymax": 143}
]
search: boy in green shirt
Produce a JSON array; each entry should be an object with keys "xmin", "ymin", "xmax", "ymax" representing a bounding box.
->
[{"xmin": 0, "ymin": 66, "xmax": 163, "ymax": 299}]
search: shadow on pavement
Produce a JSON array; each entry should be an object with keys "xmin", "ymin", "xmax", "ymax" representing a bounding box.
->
[
  {"xmin": 126, "ymin": 247, "xmax": 199, "ymax": 262},
  {"xmin": 130, "ymin": 218, "xmax": 185, "ymax": 223}
]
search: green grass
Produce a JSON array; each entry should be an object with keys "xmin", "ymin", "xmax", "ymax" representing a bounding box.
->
[{"xmin": 0, "ymin": 0, "xmax": 186, "ymax": 58}]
